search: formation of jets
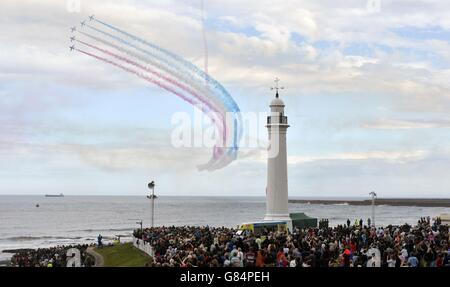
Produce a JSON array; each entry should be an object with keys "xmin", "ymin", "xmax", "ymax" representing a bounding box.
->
[
  {"xmin": 81, "ymin": 15, "xmax": 95, "ymax": 27},
  {"xmin": 69, "ymin": 15, "xmax": 94, "ymax": 51}
]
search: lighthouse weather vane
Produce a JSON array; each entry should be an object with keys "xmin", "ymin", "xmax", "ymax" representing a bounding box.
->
[{"xmin": 270, "ymin": 78, "xmax": 284, "ymax": 98}]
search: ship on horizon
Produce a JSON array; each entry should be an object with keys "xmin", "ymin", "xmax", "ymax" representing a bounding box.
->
[{"xmin": 45, "ymin": 193, "xmax": 64, "ymax": 198}]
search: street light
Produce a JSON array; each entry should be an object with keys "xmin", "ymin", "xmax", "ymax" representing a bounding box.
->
[
  {"xmin": 128, "ymin": 218, "xmax": 143, "ymax": 232},
  {"xmin": 135, "ymin": 219, "xmax": 143, "ymax": 232},
  {"xmin": 369, "ymin": 191, "xmax": 377, "ymax": 227},
  {"xmin": 147, "ymin": 181, "xmax": 156, "ymax": 228}
]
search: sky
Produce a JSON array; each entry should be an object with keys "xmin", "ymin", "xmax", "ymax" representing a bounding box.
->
[{"xmin": 1, "ymin": 0, "xmax": 450, "ymax": 197}]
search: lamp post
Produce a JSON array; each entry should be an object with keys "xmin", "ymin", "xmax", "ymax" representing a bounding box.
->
[
  {"xmin": 128, "ymin": 218, "xmax": 143, "ymax": 233},
  {"xmin": 369, "ymin": 191, "xmax": 377, "ymax": 227},
  {"xmin": 147, "ymin": 181, "xmax": 156, "ymax": 228},
  {"xmin": 136, "ymin": 219, "xmax": 143, "ymax": 232}
]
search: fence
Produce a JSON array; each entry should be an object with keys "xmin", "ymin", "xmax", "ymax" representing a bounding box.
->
[{"xmin": 132, "ymin": 236, "xmax": 155, "ymax": 257}]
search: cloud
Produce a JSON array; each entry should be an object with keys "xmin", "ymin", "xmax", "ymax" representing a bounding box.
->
[
  {"xmin": 2, "ymin": 0, "xmax": 450, "ymax": 196},
  {"xmin": 288, "ymin": 150, "xmax": 430, "ymax": 164},
  {"xmin": 362, "ymin": 118, "xmax": 450, "ymax": 130},
  {"xmin": 1, "ymin": 0, "xmax": 449, "ymax": 109},
  {"xmin": 288, "ymin": 148, "xmax": 450, "ymax": 197},
  {"xmin": 240, "ymin": 148, "xmax": 431, "ymax": 165}
]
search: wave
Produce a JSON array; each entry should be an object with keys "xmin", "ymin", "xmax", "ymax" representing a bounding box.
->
[
  {"xmin": 0, "ymin": 236, "xmax": 84, "ymax": 241},
  {"xmin": 70, "ymin": 227, "xmax": 133, "ymax": 233},
  {"xmin": 1, "ymin": 232, "xmax": 133, "ymax": 242},
  {"xmin": 1, "ymin": 229, "xmax": 134, "ymax": 244}
]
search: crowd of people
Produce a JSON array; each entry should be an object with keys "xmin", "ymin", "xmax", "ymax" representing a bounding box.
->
[
  {"xmin": 133, "ymin": 217, "xmax": 449, "ymax": 267},
  {"xmin": 10, "ymin": 244, "xmax": 94, "ymax": 267}
]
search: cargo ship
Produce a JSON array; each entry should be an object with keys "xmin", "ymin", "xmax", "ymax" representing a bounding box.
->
[{"xmin": 45, "ymin": 193, "xmax": 64, "ymax": 198}]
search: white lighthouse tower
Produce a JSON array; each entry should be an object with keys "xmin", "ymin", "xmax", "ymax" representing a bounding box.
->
[{"xmin": 264, "ymin": 79, "xmax": 291, "ymax": 226}]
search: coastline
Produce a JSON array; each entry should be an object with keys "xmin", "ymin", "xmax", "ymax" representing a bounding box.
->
[
  {"xmin": 2, "ymin": 196, "xmax": 449, "ymax": 263},
  {"xmin": 289, "ymin": 198, "xmax": 450, "ymax": 207}
]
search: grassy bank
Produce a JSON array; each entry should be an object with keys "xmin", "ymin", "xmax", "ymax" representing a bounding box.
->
[{"xmin": 95, "ymin": 243, "xmax": 152, "ymax": 267}]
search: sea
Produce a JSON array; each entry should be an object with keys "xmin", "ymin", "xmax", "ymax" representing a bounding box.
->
[{"xmin": 1, "ymin": 195, "xmax": 449, "ymax": 262}]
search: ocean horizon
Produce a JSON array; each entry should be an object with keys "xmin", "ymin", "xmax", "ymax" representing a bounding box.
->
[{"xmin": 2, "ymin": 194, "xmax": 450, "ymax": 199}]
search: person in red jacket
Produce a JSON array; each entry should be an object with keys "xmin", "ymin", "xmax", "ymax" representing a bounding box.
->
[{"xmin": 255, "ymin": 249, "xmax": 266, "ymax": 267}]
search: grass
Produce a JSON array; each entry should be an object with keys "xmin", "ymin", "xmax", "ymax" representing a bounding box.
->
[{"xmin": 95, "ymin": 242, "xmax": 152, "ymax": 267}]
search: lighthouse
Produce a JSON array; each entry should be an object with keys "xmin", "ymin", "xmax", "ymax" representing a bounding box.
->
[
  {"xmin": 237, "ymin": 79, "xmax": 317, "ymax": 232},
  {"xmin": 264, "ymin": 79, "xmax": 291, "ymax": 226}
]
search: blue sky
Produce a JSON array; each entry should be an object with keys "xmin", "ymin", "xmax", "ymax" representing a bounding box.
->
[{"xmin": 1, "ymin": 0, "xmax": 450, "ymax": 197}]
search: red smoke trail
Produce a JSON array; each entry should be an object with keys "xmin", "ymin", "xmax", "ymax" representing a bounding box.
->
[
  {"xmin": 78, "ymin": 30, "xmax": 219, "ymax": 111},
  {"xmin": 76, "ymin": 48, "xmax": 200, "ymax": 107},
  {"xmin": 77, "ymin": 40, "xmax": 226, "ymax": 144},
  {"xmin": 81, "ymin": 18, "xmax": 242, "ymax": 170},
  {"xmin": 77, "ymin": 40, "xmax": 214, "ymax": 114}
]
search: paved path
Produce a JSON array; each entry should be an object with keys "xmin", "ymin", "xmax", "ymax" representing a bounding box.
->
[{"xmin": 86, "ymin": 247, "xmax": 104, "ymax": 267}]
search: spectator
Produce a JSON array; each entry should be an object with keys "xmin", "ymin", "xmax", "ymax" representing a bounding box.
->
[
  {"xmin": 97, "ymin": 234, "xmax": 103, "ymax": 248},
  {"xmin": 10, "ymin": 244, "xmax": 93, "ymax": 267},
  {"xmin": 131, "ymin": 217, "xmax": 448, "ymax": 268}
]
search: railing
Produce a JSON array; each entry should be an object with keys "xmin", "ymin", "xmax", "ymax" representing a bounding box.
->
[
  {"xmin": 133, "ymin": 236, "xmax": 155, "ymax": 257},
  {"xmin": 267, "ymin": 116, "xmax": 288, "ymax": 124}
]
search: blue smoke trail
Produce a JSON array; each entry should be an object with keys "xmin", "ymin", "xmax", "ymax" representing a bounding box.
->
[
  {"xmin": 93, "ymin": 19, "xmax": 242, "ymax": 143},
  {"xmin": 79, "ymin": 29, "xmax": 227, "ymax": 119},
  {"xmin": 82, "ymin": 19, "xmax": 243, "ymax": 170}
]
